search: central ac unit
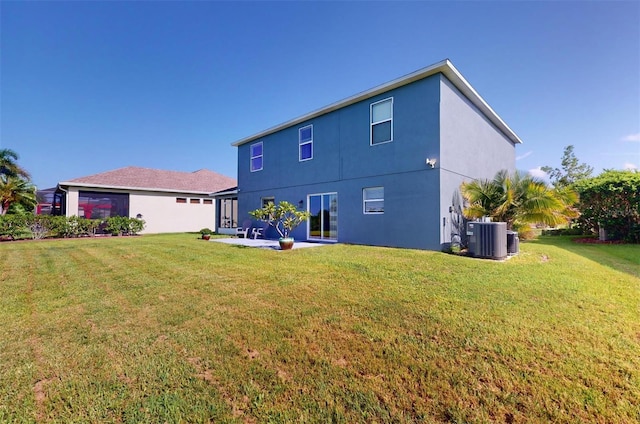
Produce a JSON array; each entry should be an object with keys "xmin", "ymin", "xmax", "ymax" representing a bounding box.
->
[{"xmin": 466, "ymin": 222, "xmax": 507, "ymax": 260}]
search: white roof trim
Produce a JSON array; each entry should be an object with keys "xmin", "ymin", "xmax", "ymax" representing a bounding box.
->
[
  {"xmin": 211, "ymin": 187, "xmax": 238, "ymax": 196},
  {"xmin": 231, "ymin": 59, "xmax": 523, "ymax": 147},
  {"xmin": 58, "ymin": 181, "xmax": 215, "ymax": 195}
]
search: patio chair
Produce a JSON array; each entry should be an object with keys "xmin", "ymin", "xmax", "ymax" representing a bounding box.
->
[
  {"xmin": 251, "ymin": 227, "xmax": 264, "ymax": 239},
  {"xmin": 236, "ymin": 220, "xmax": 252, "ymax": 238}
]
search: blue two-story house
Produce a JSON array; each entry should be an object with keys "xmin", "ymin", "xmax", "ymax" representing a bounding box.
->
[{"xmin": 231, "ymin": 59, "xmax": 523, "ymax": 250}]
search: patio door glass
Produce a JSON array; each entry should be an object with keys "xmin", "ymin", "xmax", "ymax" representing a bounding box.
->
[
  {"xmin": 219, "ymin": 198, "xmax": 238, "ymax": 229},
  {"xmin": 308, "ymin": 193, "xmax": 337, "ymax": 241}
]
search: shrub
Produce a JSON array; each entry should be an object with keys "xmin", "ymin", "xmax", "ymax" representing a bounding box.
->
[
  {"xmin": 106, "ymin": 216, "xmax": 145, "ymax": 236},
  {"xmin": 573, "ymin": 170, "xmax": 640, "ymax": 243},
  {"xmin": 541, "ymin": 228, "xmax": 584, "ymax": 236},
  {"xmin": 106, "ymin": 216, "xmax": 127, "ymax": 235},
  {"xmin": 128, "ymin": 218, "xmax": 145, "ymax": 235},
  {"xmin": 0, "ymin": 214, "xmax": 28, "ymax": 240},
  {"xmin": 22, "ymin": 215, "xmax": 58, "ymax": 240},
  {"xmin": 0, "ymin": 215, "xmax": 143, "ymax": 240}
]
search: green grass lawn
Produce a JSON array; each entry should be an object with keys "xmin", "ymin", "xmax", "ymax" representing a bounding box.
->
[{"xmin": 1, "ymin": 234, "xmax": 638, "ymax": 423}]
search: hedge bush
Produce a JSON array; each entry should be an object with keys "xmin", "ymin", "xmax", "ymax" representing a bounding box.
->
[
  {"xmin": 541, "ymin": 228, "xmax": 585, "ymax": 236},
  {"xmin": 573, "ymin": 170, "xmax": 640, "ymax": 243},
  {"xmin": 105, "ymin": 216, "xmax": 145, "ymax": 236},
  {"xmin": 0, "ymin": 215, "xmax": 145, "ymax": 240}
]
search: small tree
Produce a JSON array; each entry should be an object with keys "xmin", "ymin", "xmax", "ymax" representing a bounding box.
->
[
  {"xmin": 0, "ymin": 148, "xmax": 30, "ymax": 180},
  {"xmin": 0, "ymin": 175, "xmax": 37, "ymax": 215},
  {"xmin": 461, "ymin": 170, "xmax": 579, "ymax": 231},
  {"xmin": 249, "ymin": 201, "xmax": 310, "ymax": 239},
  {"xmin": 541, "ymin": 145, "xmax": 593, "ymax": 188}
]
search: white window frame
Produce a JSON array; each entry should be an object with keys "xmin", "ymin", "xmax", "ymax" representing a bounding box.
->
[
  {"xmin": 299, "ymin": 125, "xmax": 313, "ymax": 162},
  {"xmin": 307, "ymin": 192, "xmax": 338, "ymax": 242},
  {"xmin": 370, "ymin": 97, "xmax": 394, "ymax": 146},
  {"xmin": 261, "ymin": 196, "xmax": 274, "ymax": 208},
  {"xmin": 363, "ymin": 186, "xmax": 384, "ymax": 214},
  {"xmin": 250, "ymin": 142, "xmax": 263, "ymax": 172}
]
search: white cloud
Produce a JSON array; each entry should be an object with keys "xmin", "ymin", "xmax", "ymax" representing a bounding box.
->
[
  {"xmin": 622, "ymin": 133, "xmax": 640, "ymax": 142},
  {"xmin": 528, "ymin": 167, "xmax": 548, "ymax": 179},
  {"xmin": 516, "ymin": 151, "xmax": 533, "ymax": 161},
  {"xmin": 624, "ymin": 162, "xmax": 638, "ymax": 170}
]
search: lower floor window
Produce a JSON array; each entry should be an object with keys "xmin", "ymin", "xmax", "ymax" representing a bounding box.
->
[
  {"xmin": 363, "ymin": 187, "xmax": 384, "ymax": 214},
  {"xmin": 261, "ymin": 196, "xmax": 275, "ymax": 207},
  {"xmin": 78, "ymin": 191, "xmax": 130, "ymax": 219}
]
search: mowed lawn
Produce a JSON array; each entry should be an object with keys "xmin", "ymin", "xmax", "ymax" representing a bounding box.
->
[{"xmin": 1, "ymin": 234, "xmax": 638, "ymax": 423}]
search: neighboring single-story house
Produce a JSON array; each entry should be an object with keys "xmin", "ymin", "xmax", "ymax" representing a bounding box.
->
[
  {"xmin": 54, "ymin": 166, "xmax": 236, "ymax": 234},
  {"xmin": 231, "ymin": 59, "xmax": 523, "ymax": 250}
]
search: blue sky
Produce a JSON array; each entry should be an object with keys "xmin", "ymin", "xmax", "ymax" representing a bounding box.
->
[{"xmin": 1, "ymin": 1, "xmax": 639, "ymax": 189}]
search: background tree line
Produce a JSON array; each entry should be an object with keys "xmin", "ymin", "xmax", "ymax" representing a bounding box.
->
[{"xmin": 461, "ymin": 145, "xmax": 639, "ymax": 243}]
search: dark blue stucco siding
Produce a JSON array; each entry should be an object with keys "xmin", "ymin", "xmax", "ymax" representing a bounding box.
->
[
  {"xmin": 238, "ymin": 169, "xmax": 441, "ymax": 249},
  {"xmin": 238, "ymin": 77, "xmax": 440, "ymax": 192},
  {"xmin": 339, "ymin": 171, "xmax": 441, "ymax": 249},
  {"xmin": 236, "ymin": 72, "xmax": 517, "ymax": 250}
]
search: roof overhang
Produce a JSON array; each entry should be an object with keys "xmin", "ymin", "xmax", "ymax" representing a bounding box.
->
[
  {"xmin": 211, "ymin": 187, "xmax": 238, "ymax": 197},
  {"xmin": 57, "ymin": 181, "xmax": 215, "ymax": 196},
  {"xmin": 231, "ymin": 59, "xmax": 523, "ymax": 147}
]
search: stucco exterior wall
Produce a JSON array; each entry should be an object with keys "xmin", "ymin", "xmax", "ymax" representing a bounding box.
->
[
  {"xmin": 236, "ymin": 72, "xmax": 518, "ymax": 251},
  {"xmin": 129, "ymin": 191, "xmax": 215, "ymax": 234},
  {"xmin": 66, "ymin": 188, "xmax": 79, "ymax": 217},
  {"xmin": 237, "ymin": 76, "xmax": 441, "ymax": 194},
  {"xmin": 438, "ymin": 75, "xmax": 517, "ymax": 247},
  {"xmin": 64, "ymin": 187, "xmax": 216, "ymax": 234},
  {"xmin": 237, "ymin": 75, "xmax": 445, "ymax": 249}
]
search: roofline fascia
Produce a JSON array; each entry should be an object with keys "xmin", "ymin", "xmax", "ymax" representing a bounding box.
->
[
  {"xmin": 211, "ymin": 187, "xmax": 238, "ymax": 196},
  {"xmin": 231, "ymin": 59, "xmax": 523, "ymax": 147},
  {"xmin": 57, "ymin": 182, "xmax": 216, "ymax": 196}
]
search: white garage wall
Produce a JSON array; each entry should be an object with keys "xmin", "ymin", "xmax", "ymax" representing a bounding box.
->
[
  {"xmin": 64, "ymin": 187, "xmax": 216, "ymax": 234},
  {"xmin": 130, "ymin": 191, "xmax": 215, "ymax": 234}
]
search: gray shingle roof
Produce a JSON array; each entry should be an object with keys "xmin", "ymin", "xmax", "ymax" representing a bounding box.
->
[{"xmin": 60, "ymin": 166, "xmax": 236, "ymax": 194}]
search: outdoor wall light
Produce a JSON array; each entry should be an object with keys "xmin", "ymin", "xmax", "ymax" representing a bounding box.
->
[
  {"xmin": 426, "ymin": 158, "xmax": 437, "ymax": 168},
  {"xmin": 298, "ymin": 200, "xmax": 304, "ymax": 208}
]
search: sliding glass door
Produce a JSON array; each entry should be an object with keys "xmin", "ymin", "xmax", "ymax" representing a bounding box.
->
[
  {"xmin": 219, "ymin": 198, "xmax": 238, "ymax": 229},
  {"xmin": 308, "ymin": 193, "xmax": 337, "ymax": 241}
]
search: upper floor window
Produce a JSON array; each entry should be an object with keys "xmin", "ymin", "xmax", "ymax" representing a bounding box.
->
[
  {"xmin": 363, "ymin": 186, "xmax": 384, "ymax": 214},
  {"xmin": 250, "ymin": 142, "xmax": 263, "ymax": 172},
  {"xmin": 299, "ymin": 125, "xmax": 313, "ymax": 161},
  {"xmin": 370, "ymin": 98, "xmax": 393, "ymax": 145}
]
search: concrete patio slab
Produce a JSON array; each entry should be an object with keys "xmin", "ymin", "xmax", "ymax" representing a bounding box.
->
[{"xmin": 210, "ymin": 237, "xmax": 331, "ymax": 250}]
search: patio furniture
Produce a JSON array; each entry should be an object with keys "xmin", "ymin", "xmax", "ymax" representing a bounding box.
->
[
  {"xmin": 236, "ymin": 220, "xmax": 252, "ymax": 238},
  {"xmin": 251, "ymin": 227, "xmax": 263, "ymax": 239}
]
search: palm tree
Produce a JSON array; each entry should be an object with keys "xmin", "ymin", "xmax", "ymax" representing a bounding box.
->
[
  {"xmin": 0, "ymin": 175, "xmax": 37, "ymax": 215},
  {"xmin": 0, "ymin": 148, "xmax": 30, "ymax": 179},
  {"xmin": 461, "ymin": 170, "xmax": 578, "ymax": 230}
]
